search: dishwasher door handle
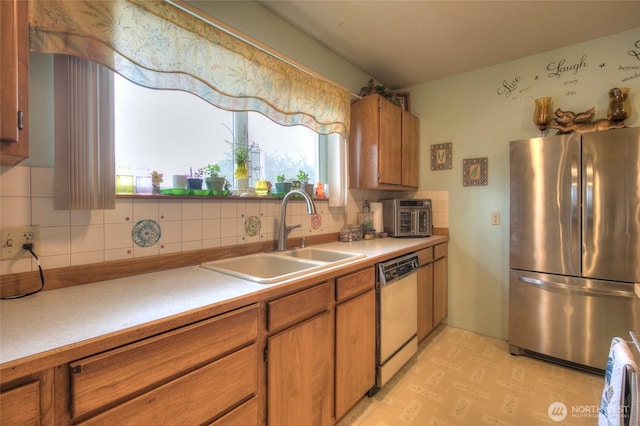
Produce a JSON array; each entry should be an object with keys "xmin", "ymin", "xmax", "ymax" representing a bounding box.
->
[{"xmin": 518, "ymin": 276, "xmax": 637, "ymax": 298}]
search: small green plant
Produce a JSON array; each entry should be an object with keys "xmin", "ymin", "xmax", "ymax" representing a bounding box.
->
[
  {"xmin": 276, "ymin": 174, "xmax": 286, "ymax": 183},
  {"xmin": 190, "ymin": 167, "xmax": 205, "ymax": 178},
  {"xmin": 205, "ymin": 163, "xmax": 222, "ymax": 178},
  {"xmin": 296, "ymin": 169, "xmax": 310, "ymax": 183}
]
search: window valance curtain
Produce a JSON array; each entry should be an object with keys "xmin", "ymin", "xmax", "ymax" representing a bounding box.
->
[{"xmin": 28, "ymin": 0, "xmax": 351, "ymax": 138}]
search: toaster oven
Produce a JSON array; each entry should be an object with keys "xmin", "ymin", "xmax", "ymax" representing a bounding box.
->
[{"xmin": 382, "ymin": 199, "xmax": 432, "ymax": 237}]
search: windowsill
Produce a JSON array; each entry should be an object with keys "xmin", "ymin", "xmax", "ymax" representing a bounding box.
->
[{"xmin": 116, "ymin": 194, "xmax": 330, "ymax": 202}]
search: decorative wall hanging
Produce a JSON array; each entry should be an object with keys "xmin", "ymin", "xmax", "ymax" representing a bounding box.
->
[
  {"xmin": 395, "ymin": 92, "xmax": 410, "ymax": 112},
  {"xmin": 431, "ymin": 142, "xmax": 453, "ymax": 170},
  {"xmin": 463, "ymin": 157, "xmax": 488, "ymax": 186}
]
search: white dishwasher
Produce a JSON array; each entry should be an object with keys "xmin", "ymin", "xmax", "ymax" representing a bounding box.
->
[{"xmin": 371, "ymin": 252, "xmax": 419, "ymax": 394}]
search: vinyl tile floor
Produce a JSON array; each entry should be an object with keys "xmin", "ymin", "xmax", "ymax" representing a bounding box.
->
[{"xmin": 337, "ymin": 325, "xmax": 604, "ymax": 426}]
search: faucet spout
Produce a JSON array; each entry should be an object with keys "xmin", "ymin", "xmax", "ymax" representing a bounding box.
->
[{"xmin": 278, "ymin": 189, "xmax": 317, "ymax": 251}]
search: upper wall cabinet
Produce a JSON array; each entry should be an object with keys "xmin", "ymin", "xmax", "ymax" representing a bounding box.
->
[
  {"xmin": 349, "ymin": 94, "xmax": 419, "ymax": 191},
  {"xmin": 0, "ymin": 0, "xmax": 29, "ymax": 165}
]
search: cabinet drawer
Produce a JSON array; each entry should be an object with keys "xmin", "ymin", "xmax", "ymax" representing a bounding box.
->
[
  {"xmin": 79, "ymin": 344, "xmax": 258, "ymax": 425},
  {"xmin": 209, "ymin": 396, "xmax": 258, "ymax": 425},
  {"xmin": 70, "ymin": 304, "xmax": 258, "ymax": 419},
  {"xmin": 417, "ymin": 247, "xmax": 434, "ymax": 266},
  {"xmin": 434, "ymin": 242, "xmax": 448, "ymax": 259},
  {"xmin": 268, "ymin": 282, "xmax": 332, "ymax": 332},
  {"xmin": 0, "ymin": 380, "xmax": 39, "ymax": 425},
  {"xmin": 336, "ymin": 267, "xmax": 374, "ymax": 302}
]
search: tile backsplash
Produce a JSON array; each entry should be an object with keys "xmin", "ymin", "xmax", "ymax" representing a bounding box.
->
[{"xmin": 1, "ymin": 166, "xmax": 448, "ymax": 275}]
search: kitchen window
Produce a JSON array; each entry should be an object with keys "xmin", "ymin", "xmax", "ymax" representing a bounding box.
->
[{"xmin": 114, "ymin": 73, "xmax": 324, "ymax": 190}]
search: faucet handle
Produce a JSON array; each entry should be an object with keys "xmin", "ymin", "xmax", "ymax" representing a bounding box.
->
[{"xmin": 286, "ymin": 224, "xmax": 301, "ymax": 231}]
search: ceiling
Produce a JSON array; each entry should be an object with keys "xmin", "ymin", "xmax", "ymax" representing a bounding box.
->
[{"xmin": 258, "ymin": 1, "xmax": 640, "ymax": 90}]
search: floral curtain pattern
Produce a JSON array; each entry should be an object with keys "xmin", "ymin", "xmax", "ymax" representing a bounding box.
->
[{"xmin": 28, "ymin": 0, "xmax": 350, "ymax": 137}]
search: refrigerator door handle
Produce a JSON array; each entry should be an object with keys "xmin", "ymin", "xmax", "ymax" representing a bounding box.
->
[
  {"xmin": 518, "ymin": 276, "xmax": 637, "ymax": 298},
  {"xmin": 570, "ymin": 156, "xmax": 579, "ymax": 262},
  {"xmin": 585, "ymin": 154, "xmax": 594, "ymax": 249}
]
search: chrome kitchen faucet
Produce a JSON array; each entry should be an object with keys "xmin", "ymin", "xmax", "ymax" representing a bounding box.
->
[{"xmin": 277, "ymin": 190, "xmax": 316, "ymax": 251}]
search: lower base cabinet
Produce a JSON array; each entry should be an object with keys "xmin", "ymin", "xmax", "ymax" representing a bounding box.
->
[
  {"xmin": 267, "ymin": 282, "xmax": 333, "ymax": 426},
  {"xmin": 417, "ymin": 242, "xmax": 448, "ymax": 341},
  {"xmin": 0, "ymin": 369, "xmax": 54, "ymax": 425},
  {"xmin": 433, "ymin": 243, "xmax": 449, "ymax": 327},
  {"xmin": 334, "ymin": 267, "xmax": 375, "ymax": 421}
]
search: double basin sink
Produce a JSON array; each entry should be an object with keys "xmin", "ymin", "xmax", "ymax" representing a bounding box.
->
[{"xmin": 201, "ymin": 247, "xmax": 365, "ymax": 284}]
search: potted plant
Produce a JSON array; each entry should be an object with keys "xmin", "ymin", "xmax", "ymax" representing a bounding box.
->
[
  {"xmin": 274, "ymin": 174, "xmax": 291, "ymax": 194},
  {"xmin": 204, "ymin": 163, "xmax": 226, "ymax": 192},
  {"xmin": 296, "ymin": 169, "xmax": 314, "ymax": 195},
  {"xmin": 186, "ymin": 167, "xmax": 204, "ymax": 190}
]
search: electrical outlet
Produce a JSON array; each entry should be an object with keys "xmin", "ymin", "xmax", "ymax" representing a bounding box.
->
[
  {"xmin": 490, "ymin": 212, "xmax": 501, "ymax": 225},
  {"xmin": 1, "ymin": 226, "xmax": 41, "ymax": 260}
]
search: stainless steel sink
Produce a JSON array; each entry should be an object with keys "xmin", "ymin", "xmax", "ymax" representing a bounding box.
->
[{"xmin": 200, "ymin": 248, "xmax": 365, "ymax": 284}]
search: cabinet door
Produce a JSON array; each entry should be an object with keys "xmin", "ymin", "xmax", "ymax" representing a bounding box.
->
[
  {"xmin": 268, "ymin": 311, "xmax": 333, "ymax": 426},
  {"xmin": 433, "ymin": 256, "xmax": 448, "ymax": 326},
  {"xmin": 0, "ymin": 0, "xmax": 29, "ymax": 165},
  {"xmin": 335, "ymin": 289, "xmax": 375, "ymax": 420},
  {"xmin": 378, "ymin": 98, "xmax": 402, "ymax": 185},
  {"xmin": 0, "ymin": 381, "xmax": 40, "ymax": 425},
  {"xmin": 417, "ymin": 263, "xmax": 434, "ymax": 341},
  {"xmin": 401, "ymin": 111, "xmax": 419, "ymax": 188}
]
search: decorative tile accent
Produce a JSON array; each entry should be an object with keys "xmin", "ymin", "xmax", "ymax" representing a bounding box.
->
[
  {"xmin": 131, "ymin": 219, "xmax": 161, "ymax": 247},
  {"xmin": 244, "ymin": 215, "xmax": 261, "ymax": 236}
]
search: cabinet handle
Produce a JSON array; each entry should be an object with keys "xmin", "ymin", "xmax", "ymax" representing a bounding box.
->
[{"xmin": 18, "ymin": 111, "xmax": 24, "ymax": 130}]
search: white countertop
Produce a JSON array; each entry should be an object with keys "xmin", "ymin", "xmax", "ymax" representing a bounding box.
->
[{"xmin": 1, "ymin": 237, "xmax": 446, "ymax": 368}]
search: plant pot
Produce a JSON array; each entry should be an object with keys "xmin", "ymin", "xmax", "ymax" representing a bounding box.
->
[
  {"xmin": 304, "ymin": 183, "xmax": 314, "ymax": 196},
  {"xmin": 274, "ymin": 182, "xmax": 291, "ymax": 194},
  {"xmin": 205, "ymin": 177, "xmax": 226, "ymax": 192},
  {"xmin": 291, "ymin": 180, "xmax": 301, "ymax": 190},
  {"xmin": 255, "ymin": 179, "xmax": 268, "ymax": 196},
  {"xmin": 186, "ymin": 178, "xmax": 203, "ymax": 190}
]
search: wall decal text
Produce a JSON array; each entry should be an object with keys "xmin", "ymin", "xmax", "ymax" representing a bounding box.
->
[{"xmin": 547, "ymin": 54, "xmax": 588, "ymax": 78}]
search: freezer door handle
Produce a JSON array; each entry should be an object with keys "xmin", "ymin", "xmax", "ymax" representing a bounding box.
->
[{"xmin": 518, "ymin": 276, "xmax": 637, "ymax": 298}]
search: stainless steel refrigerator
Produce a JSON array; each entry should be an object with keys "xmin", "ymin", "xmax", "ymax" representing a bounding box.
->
[{"xmin": 509, "ymin": 126, "xmax": 640, "ymax": 372}]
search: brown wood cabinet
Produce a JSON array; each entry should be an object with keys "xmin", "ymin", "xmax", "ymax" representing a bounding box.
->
[
  {"xmin": 0, "ymin": 0, "xmax": 29, "ymax": 165},
  {"xmin": 433, "ymin": 242, "xmax": 449, "ymax": 327},
  {"xmin": 417, "ymin": 242, "xmax": 448, "ymax": 341},
  {"xmin": 267, "ymin": 282, "xmax": 333, "ymax": 426},
  {"xmin": 417, "ymin": 247, "xmax": 434, "ymax": 342},
  {"xmin": 0, "ymin": 369, "xmax": 54, "ymax": 425},
  {"xmin": 349, "ymin": 94, "xmax": 419, "ymax": 191},
  {"xmin": 68, "ymin": 304, "xmax": 259, "ymax": 425},
  {"xmin": 334, "ymin": 267, "xmax": 375, "ymax": 420}
]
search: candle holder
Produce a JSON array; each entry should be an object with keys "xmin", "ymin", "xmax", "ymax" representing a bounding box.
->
[{"xmin": 533, "ymin": 97, "xmax": 552, "ymax": 134}]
